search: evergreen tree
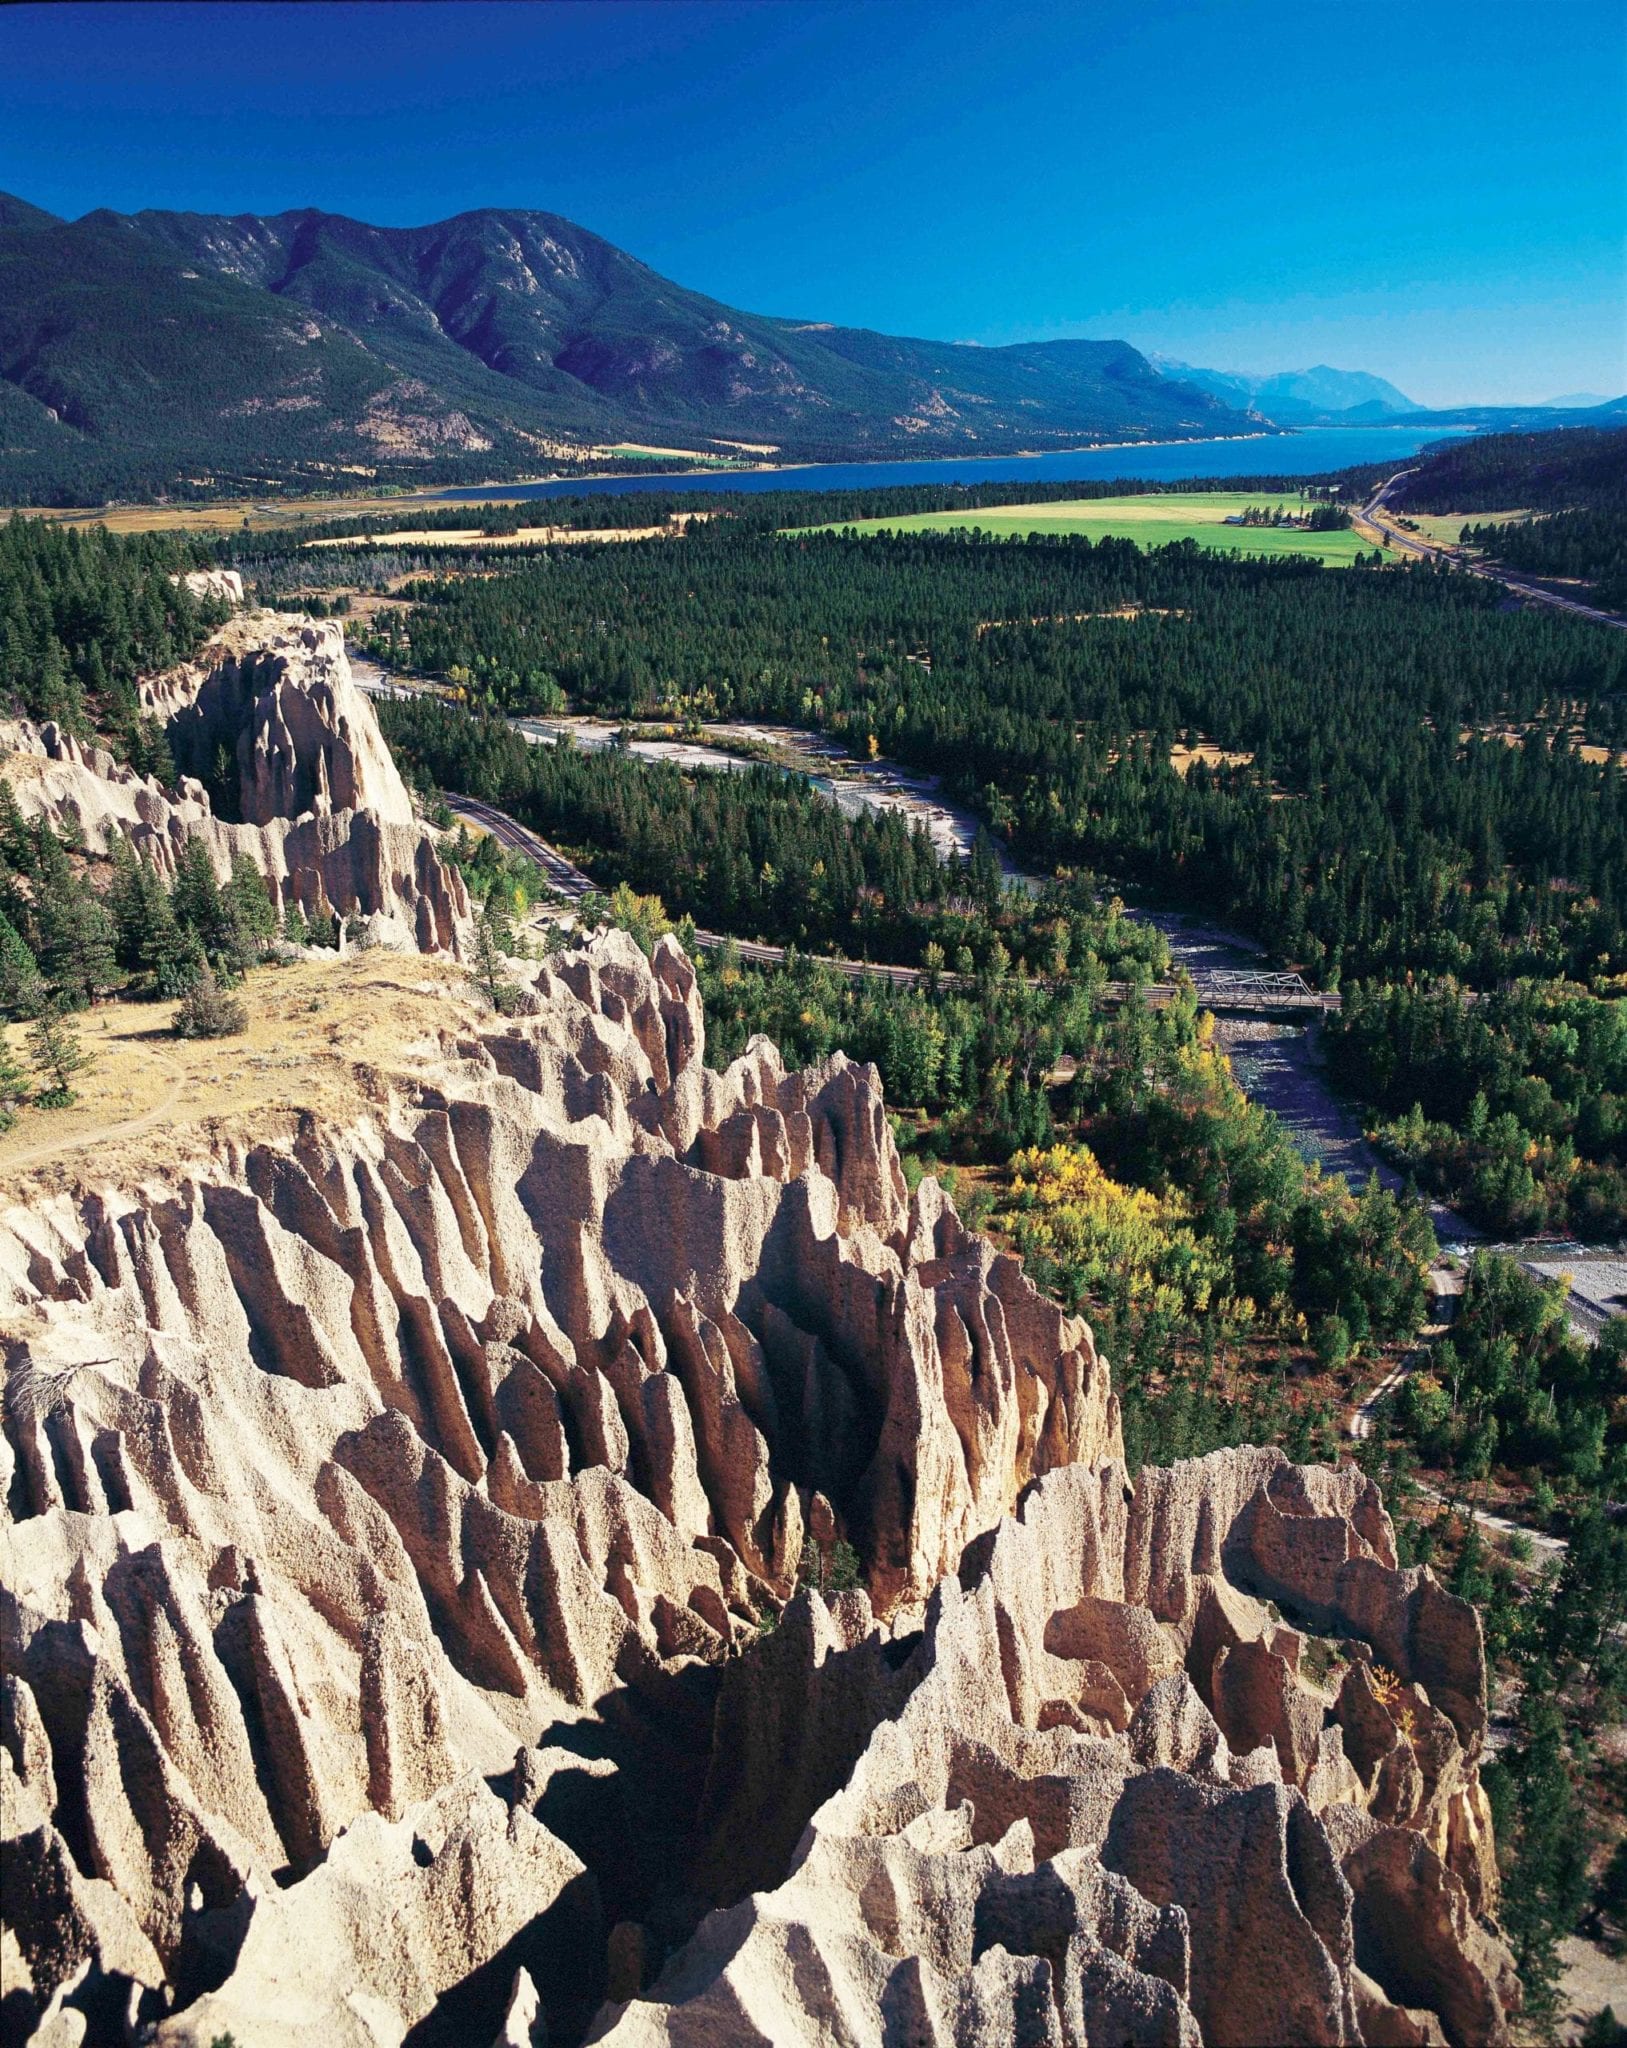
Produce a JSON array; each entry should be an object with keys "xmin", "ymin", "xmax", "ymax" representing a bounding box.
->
[
  {"xmin": 173, "ymin": 963, "xmax": 247, "ymax": 1039},
  {"xmin": 126, "ymin": 715, "xmax": 175, "ymax": 785},
  {"xmin": 0, "ymin": 1024, "xmax": 25, "ymax": 1132},
  {"xmin": 1488, "ymin": 1690, "xmax": 1594, "ymax": 2024},
  {"xmin": 170, "ymin": 837, "xmax": 223, "ymax": 955},
  {"xmin": 468, "ymin": 905, "xmax": 519, "ymax": 1014},
  {"xmin": 107, "ymin": 836, "xmax": 150, "ymax": 970},
  {"xmin": 0, "ymin": 780, "xmax": 35, "ymax": 883},
  {"xmin": 27, "ymin": 996, "xmax": 91, "ymax": 1101},
  {"xmin": 217, "ymin": 855, "xmax": 276, "ymax": 975},
  {"xmin": 0, "ymin": 908, "xmax": 43, "ymax": 1018},
  {"xmin": 108, "ymin": 844, "xmax": 201, "ymax": 993},
  {"xmin": 31, "ymin": 829, "xmax": 117, "ymax": 1006}
]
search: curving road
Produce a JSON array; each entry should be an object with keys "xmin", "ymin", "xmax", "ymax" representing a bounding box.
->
[
  {"xmin": 1359, "ymin": 470, "xmax": 1627, "ymax": 630},
  {"xmin": 448, "ymin": 794, "xmax": 1331, "ymax": 1011}
]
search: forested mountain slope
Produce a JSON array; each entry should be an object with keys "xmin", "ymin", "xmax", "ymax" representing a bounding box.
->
[
  {"xmin": 1383, "ymin": 425, "xmax": 1627, "ymax": 515},
  {"xmin": 0, "ymin": 195, "xmax": 1250, "ymax": 501}
]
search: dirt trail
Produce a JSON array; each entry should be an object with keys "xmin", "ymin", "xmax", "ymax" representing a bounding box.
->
[{"xmin": 3, "ymin": 1053, "xmax": 186, "ymax": 1174}]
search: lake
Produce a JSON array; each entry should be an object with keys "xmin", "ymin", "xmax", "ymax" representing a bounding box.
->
[{"xmin": 438, "ymin": 423, "xmax": 1472, "ymax": 504}]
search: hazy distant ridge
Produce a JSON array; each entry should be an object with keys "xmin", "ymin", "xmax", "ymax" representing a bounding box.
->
[{"xmin": 1152, "ymin": 357, "xmax": 1418, "ymax": 425}]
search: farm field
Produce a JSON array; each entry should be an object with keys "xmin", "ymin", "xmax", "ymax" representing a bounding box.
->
[
  {"xmin": 1, "ymin": 488, "xmax": 537, "ymax": 537},
  {"xmin": 794, "ymin": 490, "xmax": 1384, "ymax": 563}
]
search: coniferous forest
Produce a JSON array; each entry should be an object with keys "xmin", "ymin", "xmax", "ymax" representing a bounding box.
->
[{"xmin": 6, "ymin": 471, "xmax": 1627, "ymax": 1999}]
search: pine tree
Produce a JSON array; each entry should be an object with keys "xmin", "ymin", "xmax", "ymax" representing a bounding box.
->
[
  {"xmin": 110, "ymin": 849, "xmax": 201, "ymax": 996},
  {"xmin": 281, "ymin": 900, "xmax": 310, "ymax": 947},
  {"xmin": 468, "ymin": 906, "xmax": 519, "ymax": 1014},
  {"xmin": 217, "ymin": 855, "xmax": 276, "ymax": 975},
  {"xmin": 27, "ymin": 996, "xmax": 91, "ymax": 1102},
  {"xmin": 0, "ymin": 780, "xmax": 35, "ymax": 881},
  {"xmin": 31, "ymin": 831, "xmax": 117, "ymax": 1006},
  {"xmin": 173, "ymin": 963, "xmax": 247, "ymax": 1039},
  {"xmin": 171, "ymin": 837, "xmax": 223, "ymax": 955},
  {"xmin": 0, "ymin": 909, "xmax": 43, "ymax": 1018},
  {"xmin": 0, "ymin": 1025, "xmax": 25, "ymax": 1132},
  {"xmin": 106, "ymin": 836, "xmax": 147, "ymax": 971},
  {"xmin": 129, "ymin": 715, "xmax": 175, "ymax": 786}
]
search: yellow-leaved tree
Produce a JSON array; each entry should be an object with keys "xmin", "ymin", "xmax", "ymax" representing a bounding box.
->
[{"xmin": 1002, "ymin": 1141, "xmax": 1246, "ymax": 1328}]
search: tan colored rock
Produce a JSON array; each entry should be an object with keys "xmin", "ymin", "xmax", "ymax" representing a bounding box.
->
[
  {"xmin": 0, "ymin": 933, "xmax": 1517, "ymax": 2045},
  {"xmin": 156, "ymin": 613, "xmax": 415, "ymax": 829},
  {"xmin": 1337, "ymin": 1814, "xmax": 1519, "ymax": 2047},
  {"xmin": 492, "ymin": 1965, "xmax": 545, "ymax": 2047},
  {"xmin": 153, "ymin": 1775, "xmax": 598, "ymax": 2048},
  {"xmin": 172, "ymin": 568, "xmax": 245, "ymax": 607},
  {"xmin": 2, "ymin": 612, "xmax": 468, "ymax": 953},
  {"xmin": 596, "ymin": 1451, "xmax": 1513, "ymax": 2048}
]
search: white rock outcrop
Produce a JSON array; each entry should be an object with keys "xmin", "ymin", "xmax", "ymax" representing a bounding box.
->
[
  {"xmin": 171, "ymin": 568, "xmax": 245, "ymax": 608},
  {"xmin": 1, "ymin": 613, "xmax": 467, "ymax": 953}
]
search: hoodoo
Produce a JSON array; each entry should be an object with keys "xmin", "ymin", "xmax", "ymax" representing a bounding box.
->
[
  {"xmin": 2, "ymin": 915, "xmax": 1517, "ymax": 2045},
  {"xmin": 2, "ymin": 614, "xmax": 468, "ymax": 956}
]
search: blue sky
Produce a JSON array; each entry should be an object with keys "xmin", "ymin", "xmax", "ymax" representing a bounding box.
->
[{"xmin": 3, "ymin": 0, "xmax": 1622, "ymax": 406}]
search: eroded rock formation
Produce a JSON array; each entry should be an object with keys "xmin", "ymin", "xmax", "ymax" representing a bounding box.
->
[
  {"xmin": 1, "ymin": 613, "xmax": 467, "ymax": 953},
  {"xmin": 0, "ymin": 933, "xmax": 1517, "ymax": 2046},
  {"xmin": 169, "ymin": 570, "xmax": 245, "ymax": 609}
]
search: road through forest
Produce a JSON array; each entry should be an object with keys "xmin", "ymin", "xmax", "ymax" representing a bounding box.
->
[
  {"xmin": 358, "ymin": 662, "xmax": 1620, "ymax": 1347},
  {"xmin": 1357, "ymin": 471, "xmax": 1627, "ymax": 631}
]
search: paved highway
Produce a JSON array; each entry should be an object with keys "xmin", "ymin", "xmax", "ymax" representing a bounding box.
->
[{"xmin": 1359, "ymin": 470, "xmax": 1627, "ymax": 631}]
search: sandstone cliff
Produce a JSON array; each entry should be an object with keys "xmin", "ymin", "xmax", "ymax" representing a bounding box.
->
[
  {"xmin": 1, "ymin": 613, "xmax": 467, "ymax": 954},
  {"xmin": 0, "ymin": 934, "xmax": 1516, "ymax": 2047}
]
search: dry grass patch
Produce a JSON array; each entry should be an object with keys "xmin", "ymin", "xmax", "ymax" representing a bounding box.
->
[
  {"xmin": 0, "ymin": 951, "xmax": 485, "ymax": 1195},
  {"xmin": 1457, "ymin": 719, "xmax": 1627, "ymax": 768},
  {"xmin": 1169, "ymin": 741, "xmax": 1255, "ymax": 777},
  {"xmin": 1401, "ymin": 508, "xmax": 1532, "ymax": 549},
  {"xmin": 976, "ymin": 605, "xmax": 1187, "ymax": 636},
  {"xmin": 0, "ymin": 491, "xmax": 533, "ymax": 537},
  {"xmin": 305, "ymin": 512, "xmax": 715, "ymax": 553}
]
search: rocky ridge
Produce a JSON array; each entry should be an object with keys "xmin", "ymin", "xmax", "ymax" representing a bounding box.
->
[
  {"xmin": 0, "ymin": 927, "xmax": 1518, "ymax": 2047},
  {"xmin": 1, "ymin": 642, "xmax": 1517, "ymax": 2045},
  {"xmin": 1, "ymin": 613, "xmax": 467, "ymax": 955}
]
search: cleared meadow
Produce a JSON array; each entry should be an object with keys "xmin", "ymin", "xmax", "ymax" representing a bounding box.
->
[
  {"xmin": 794, "ymin": 490, "xmax": 1382, "ymax": 563},
  {"xmin": 1397, "ymin": 507, "xmax": 1532, "ymax": 548}
]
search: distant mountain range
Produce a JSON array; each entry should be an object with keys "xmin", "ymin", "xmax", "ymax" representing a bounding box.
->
[
  {"xmin": 1150, "ymin": 358, "xmax": 1418, "ymax": 425},
  {"xmin": 3, "ymin": 192, "xmax": 1620, "ymax": 505},
  {"xmin": 0, "ymin": 194, "xmax": 1256, "ymax": 501}
]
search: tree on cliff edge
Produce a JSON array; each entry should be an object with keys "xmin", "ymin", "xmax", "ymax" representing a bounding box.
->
[{"xmin": 468, "ymin": 906, "xmax": 520, "ymax": 1015}]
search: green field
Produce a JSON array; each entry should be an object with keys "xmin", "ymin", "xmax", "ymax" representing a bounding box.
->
[{"xmin": 794, "ymin": 490, "xmax": 1384, "ymax": 564}]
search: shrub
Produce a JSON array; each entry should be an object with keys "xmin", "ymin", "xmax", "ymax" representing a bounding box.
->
[{"xmin": 173, "ymin": 966, "xmax": 247, "ymax": 1039}]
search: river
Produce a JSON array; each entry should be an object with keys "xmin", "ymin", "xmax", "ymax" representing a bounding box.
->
[{"xmin": 436, "ymin": 424, "xmax": 1473, "ymax": 506}]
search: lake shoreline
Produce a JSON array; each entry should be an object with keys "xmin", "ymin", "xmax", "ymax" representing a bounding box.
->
[
  {"xmin": 435, "ymin": 423, "xmax": 1473, "ymax": 505},
  {"xmin": 430, "ymin": 428, "xmax": 1285, "ymax": 496}
]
